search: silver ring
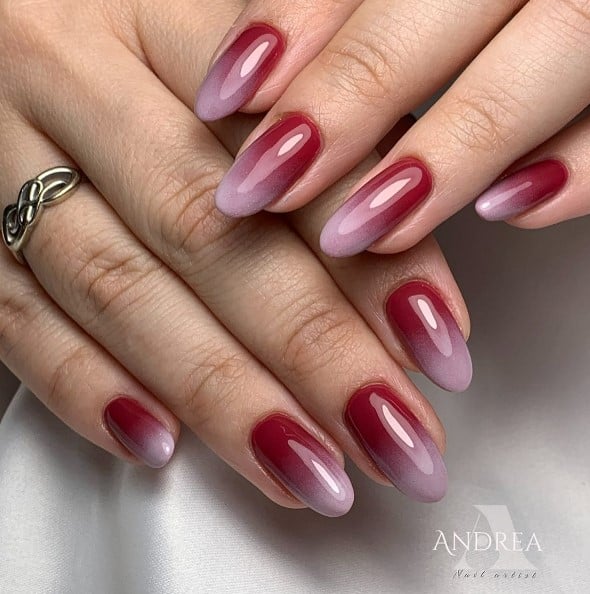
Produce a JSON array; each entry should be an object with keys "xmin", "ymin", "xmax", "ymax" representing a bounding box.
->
[{"xmin": 2, "ymin": 166, "xmax": 82, "ymax": 264}]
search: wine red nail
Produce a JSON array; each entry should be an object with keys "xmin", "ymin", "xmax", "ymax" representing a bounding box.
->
[
  {"xmin": 104, "ymin": 398, "xmax": 175, "ymax": 468},
  {"xmin": 320, "ymin": 157, "xmax": 432, "ymax": 257},
  {"xmin": 345, "ymin": 384, "xmax": 447, "ymax": 503},
  {"xmin": 251, "ymin": 414, "xmax": 354, "ymax": 517},
  {"xmin": 195, "ymin": 24, "xmax": 285, "ymax": 122},
  {"xmin": 386, "ymin": 281, "xmax": 472, "ymax": 392},
  {"xmin": 475, "ymin": 159, "xmax": 569, "ymax": 221},
  {"xmin": 215, "ymin": 114, "xmax": 321, "ymax": 217}
]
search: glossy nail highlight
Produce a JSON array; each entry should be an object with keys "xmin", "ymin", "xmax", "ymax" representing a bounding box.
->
[
  {"xmin": 215, "ymin": 114, "xmax": 321, "ymax": 217},
  {"xmin": 104, "ymin": 398, "xmax": 175, "ymax": 468},
  {"xmin": 345, "ymin": 384, "xmax": 447, "ymax": 503},
  {"xmin": 320, "ymin": 157, "xmax": 432, "ymax": 258},
  {"xmin": 195, "ymin": 24, "xmax": 285, "ymax": 121},
  {"xmin": 386, "ymin": 281, "xmax": 472, "ymax": 392},
  {"xmin": 252, "ymin": 414, "xmax": 354, "ymax": 517},
  {"xmin": 475, "ymin": 159, "xmax": 569, "ymax": 221}
]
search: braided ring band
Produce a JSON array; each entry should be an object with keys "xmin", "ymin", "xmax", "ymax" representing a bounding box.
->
[{"xmin": 2, "ymin": 166, "xmax": 82, "ymax": 264}]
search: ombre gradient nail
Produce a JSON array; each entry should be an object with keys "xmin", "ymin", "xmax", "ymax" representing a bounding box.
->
[
  {"xmin": 251, "ymin": 414, "xmax": 354, "ymax": 517},
  {"xmin": 215, "ymin": 114, "xmax": 321, "ymax": 217},
  {"xmin": 386, "ymin": 281, "xmax": 472, "ymax": 392},
  {"xmin": 475, "ymin": 159, "xmax": 569, "ymax": 221},
  {"xmin": 195, "ymin": 24, "xmax": 285, "ymax": 122},
  {"xmin": 320, "ymin": 157, "xmax": 432, "ymax": 258},
  {"xmin": 345, "ymin": 384, "xmax": 447, "ymax": 503},
  {"xmin": 104, "ymin": 398, "xmax": 175, "ymax": 469}
]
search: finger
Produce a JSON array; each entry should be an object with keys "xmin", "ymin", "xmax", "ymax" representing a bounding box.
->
[
  {"xmin": 211, "ymin": 0, "xmax": 524, "ymax": 217},
  {"xmin": 322, "ymin": 0, "xmax": 590, "ymax": 257},
  {"xmin": 21, "ymin": 23, "xmax": 451, "ymax": 501},
  {"xmin": 474, "ymin": 115, "xmax": 590, "ymax": 227},
  {"xmin": 0, "ymin": 244, "xmax": 179, "ymax": 468},
  {"xmin": 0, "ymin": 127, "xmax": 353, "ymax": 516},
  {"xmin": 193, "ymin": 0, "xmax": 364, "ymax": 121}
]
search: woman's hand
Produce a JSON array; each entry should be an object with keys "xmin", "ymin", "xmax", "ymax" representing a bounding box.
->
[
  {"xmin": 200, "ymin": 0, "xmax": 590, "ymax": 256},
  {"xmin": 0, "ymin": 0, "xmax": 471, "ymax": 515}
]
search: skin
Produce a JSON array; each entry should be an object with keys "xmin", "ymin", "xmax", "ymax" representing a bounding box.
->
[
  {"xmin": 214, "ymin": 0, "xmax": 590, "ymax": 250},
  {"xmin": 0, "ymin": 0, "xmax": 469, "ymax": 512}
]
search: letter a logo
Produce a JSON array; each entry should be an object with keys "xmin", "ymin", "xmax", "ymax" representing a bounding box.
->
[{"xmin": 455, "ymin": 505, "xmax": 538, "ymax": 570}]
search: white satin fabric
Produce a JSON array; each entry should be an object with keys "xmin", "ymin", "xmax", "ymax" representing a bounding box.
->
[{"xmin": 1, "ymin": 209, "xmax": 589, "ymax": 593}]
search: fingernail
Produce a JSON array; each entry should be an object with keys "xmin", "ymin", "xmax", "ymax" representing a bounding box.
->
[
  {"xmin": 345, "ymin": 384, "xmax": 447, "ymax": 503},
  {"xmin": 320, "ymin": 157, "xmax": 432, "ymax": 258},
  {"xmin": 104, "ymin": 398, "xmax": 175, "ymax": 468},
  {"xmin": 195, "ymin": 24, "xmax": 285, "ymax": 121},
  {"xmin": 251, "ymin": 414, "xmax": 354, "ymax": 517},
  {"xmin": 215, "ymin": 114, "xmax": 321, "ymax": 217},
  {"xmin": 475, "ymin": 159, "xmax": 569, "ymax": 221},
  {"xmin": 386, "ymin": 281, "xmax": 472, "ymax": 392}
]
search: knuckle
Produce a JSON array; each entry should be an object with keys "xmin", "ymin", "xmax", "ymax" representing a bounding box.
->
[
  {"xmin": 72, "ymin": 237, "xmax": 161, "ymax": 323},
  {"xmin": 0, "ymin": 279, "xmax": 34, "ymax": 360},
  {"xmin": 442, "ymin": 86, "xmax": 521, "ymax": 154},
  {"xmin": 180, "ymin": 345, "xmax": 249, "ymax": 431},
  {"xmin": 46, "ymin": 344, "xmax": 89, "ymax": 412},
  {"xmin": 548, "ymin": 0, "xmax": 590, "ymax": 41},
  {"xmin": 318, "ymin": 29, "xmax": 398, "ymax": 103},
  {"xmin": 147, "ymin": 153, "xmax": 241, "ymax": 268},
  {"xmin": 281, "ymin": 293, "xmax": 358, "ymax": 379},
  {"xmin": 0, "ymin": 0, "xmax": 67, "ymax": 62}
]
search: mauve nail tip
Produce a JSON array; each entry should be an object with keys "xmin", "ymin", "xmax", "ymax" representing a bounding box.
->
[
  {"xmin": 214, "ymin": 183, "xmax": 258, "ymax": 218},
  {"xmin": 319, "ymin": 225, "xmax": 365, "ymax": 259},
  {"xmin": 311, "ymin": 475, "xmax": 355, "ymax": 518},
  {"xmin": 409, "ymin": 470, "xmax": 448, "ymax": 503},
  {"xmin": 194, "ymin": 101, "xmax": 220, "ymax": 123},
  {"xmin": 474, "ymin": 196, "xmax": 507, "ymax": 222},
  {"xmin": 427, "ymin": 350, "xmax": 473, "ymax": 393},
  {"xmin": 143, "ymin": 434, "xmax": 176, "ymax": 469}
]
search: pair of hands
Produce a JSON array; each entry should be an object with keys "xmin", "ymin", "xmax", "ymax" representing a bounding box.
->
[{"xmin": 0, "ymin": 0, "xmax": 588, "ymax": 517}]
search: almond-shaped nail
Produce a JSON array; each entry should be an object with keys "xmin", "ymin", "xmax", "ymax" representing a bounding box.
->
[
  {"xmin": 345, "ymin": 384, "xmax": 447, "ymax": 503},
  {"xmin": 386, "ymin": 281, "xmax": 472, "ymax": 392},
  {"xmin": 104, "ymin": 398, "xmax": 175, "ymax": 468},
  {"xmin": 320, "ymin": 157, "xmax": 432, "ymax": 258},
  {"xmin": 215, "ymin": 114, "xmax": 321, "ymax": 217},
  {"xmin": 195, "ymin": 24, "xmax": 285, "ymax": 122},
  {"xmin": 475, "ymin": 159, "xmax": 569, "ymax": 221},
  {"xmin": 252, "ymin": 414, "xmax": 354, "ymax": 517}
]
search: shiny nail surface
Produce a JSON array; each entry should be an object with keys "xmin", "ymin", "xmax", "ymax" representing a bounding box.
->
[
  {"xmin": 320, "ymin": 157, "xmax": 432, "ymax": 258},
  {"xmin": 386, "ymin": 281, "xmax": 472, "ymax": 392},
  {"xmin": 345, "ymin": 384, "xmax": 447, "ymax": 503},
  {"xmin": 104, "ymin": 398, "xmax": 175, "ymax": 468},
  {"xmin": 215, "ymin": 114, "xmax": 321, "ymax": 217},
  {"xmin": 475, "ymin": 159, "xmax": 569, "ymax": 221},
  {"xmin": 195, "ymin": 24, "xmax": 285, "ymax": 121},
  {"xmin": 252, "ymin": 414, "xmax": 354, "ymax": 517}
]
